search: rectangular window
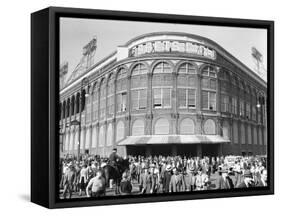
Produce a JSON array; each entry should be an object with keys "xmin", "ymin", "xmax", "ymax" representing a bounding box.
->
[
  {"xmin": 163, "ymin": 88, "xmax": 171, "ymax": 108},
  {"xmin": 240, "ymin": 100, "xmax": 245, "ymax": 116},
  {"xmin": 221, "ymin": 95, "xmax": 229, "ymax": 112},
  {"xmin": 153, "ymin": 88, "xmax": 162, "ymax": 108},
  {"xmin": 210, "ymin": 79, "xmax": 217, "ymax": 90},
  {"xmin": 202, "ymin": 91, "xmax": 208, "ymax": 109},
  {"xmin": 246, "ymin": 103, "xmax": 251, "ymax": 119},
  {"xmin": 139, "ymin": 89, "xmax": 147, "ymax": 109},
  {"xmin": 232, "ymin": 97, "xmax": 237, "ymax": 115},
  {"xmin": 178, "ymin": 88, "xmax": 187, "ymax": 108},
  {"xmin": 252, "ymin": 106, "xmax": 257, "ymax": 121},
  {"xmin": 188, "ymin": 89, "xmax": 196, "ymax": 108},
  {"xmin": 117, "ymin": 92, "xmax": 127, "ymax": 112},
  {"xmin": 209, "ymin": 92, "xmax": 216, "ymax": 110},
  {"xmin": 131, "ymin": 89, "xmax": 147, "ymax": 110},
  {"xmin": 153, "ymin": 88, "xmax": 171, "ymax": 109}
]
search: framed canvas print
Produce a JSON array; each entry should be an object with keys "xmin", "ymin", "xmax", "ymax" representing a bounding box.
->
[{"xmin": 31, "ymin": 6, "xmax": 274, "ymax": 208}]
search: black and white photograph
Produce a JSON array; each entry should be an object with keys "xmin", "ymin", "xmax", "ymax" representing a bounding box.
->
[{"xmin": 58, "ymin": 16, "xmax": 269, "ymax": 200}]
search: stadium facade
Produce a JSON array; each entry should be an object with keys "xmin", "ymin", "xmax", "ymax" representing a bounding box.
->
[{"xmin": 59, "ymin": 32, "xmax": 267, "ymax": 157}]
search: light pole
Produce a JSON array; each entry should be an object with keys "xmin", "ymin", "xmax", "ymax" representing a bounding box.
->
[{"xmin": 72, "ymin": 77, "xmax": 90, "ymax": 162}]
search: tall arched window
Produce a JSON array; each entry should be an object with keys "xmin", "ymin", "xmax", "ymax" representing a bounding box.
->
[
  {"xmin": 203, "ymin": 119, "xmax": 216, "ymax": 135},
  {"xmin": 116, "ymin": 68, "xmax": 127, "ymax": 113},
  {"xmin": 106, "ymin": 123, "xmax": 113, "ymax": 146},
  {"xmin": 69, "ymin": 132, "xmax": 74, "ymax": 151},
  {"xmin": 152, "ymin": 62, "xmax": 173, "ymax": 109},
  {"xmin": 201, "ymin": 66, "xmax": 217, "ymax": 111},
  {"xmin": 99, "ymin": 79, "xmax": 106, "ymax": 119},
  {"xmin": 154, "ymin": 118, "xmax": 169, "ymax": 135},
  {"xmin": 132, "ymin": 119, "xmax": 145, "ymax": 136},
  {"xmin": 99, "ymin": 125, "xmax": 105, "ymax": 147},
  {"xmin": 116, "ymin": 120, "xmax": 125, "ymax": 142},
  {"xmin": 131, "ymin": 64, "xmax": 148, "ymax": 111},
  {"xmin": 179, "ymin": 118, "xmax": 195, "ymax": 134},
  {"xmin": 177, "ymin": 63, "xmax": 196, "ymax": 109},
  {"xmin": 107, "ymin": 74, "xmax": 115, "ymax": 116},
  {"xmin": 80, "ymin": 129, "xmax": 85, "ymax": 150}
]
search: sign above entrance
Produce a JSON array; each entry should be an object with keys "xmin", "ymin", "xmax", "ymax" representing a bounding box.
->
[{"xmin": 129, "ymin": 40, "xmax": 216, "ymax": 60}]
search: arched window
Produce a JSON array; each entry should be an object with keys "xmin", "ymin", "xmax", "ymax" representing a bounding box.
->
[
  {"xmin": 131, "ymin": 64, "xmax": 148, "ymax": 111},
  {"xmin": 152, "ymin": 62, "xmax": 173, "ymax": 109},
  {"xmin": 69, "ymin": 132, "xmax": 74, "ymax": 151},
  {"xmin": 132, "ymin": 119, "xmax": 145, "ymax": 136},
  {"xmin": 99, "ymin": 79, "xmax": 106, "ymax": 119},
  {"xmin": 99, "ymin": 125, "xmax": 105, "ymax": 147},
  {"xmin": 116, "ymin": 120, "xmax": 125, "ymax": 142},
  {"xmin": 154, "ymin": 118, "xmax": 169, "ymax": 135},
  {"xmin": 92, "ymin": 126, "xmax": 97, "ymax": 148},
  {"xmin": 106, "ymin": 123, "xmax": 113, "ymax": 146},
  {"xmin": 179, "ymin": 118, "xmax": 195, "ymax": 134},
  {"xmin": 116, "ymin": 68, "xmax": 127, "ymax": 113},
  {"xmin": 107, "ymin": 74, "xmax": 115, "ymax": 116},
  {"xmin": 201, "ymin": 66, "xmax": 217, "ymax": 111},
  {"xmin": 153, "ymin": 62, "xmax": 171, "ymax": 73},
  {"xmin": 203, "ymin": 119, "xmax": 216, "ymax": 135},
  {"xmin": 178, "ymin": 62, "xmax": 196, "ymax": 74}
]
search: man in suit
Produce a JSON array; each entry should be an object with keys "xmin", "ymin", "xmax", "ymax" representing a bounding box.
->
[
  {"xmin": 162, "ymin": 164, "xmax": 172, "ymax": 193},
  {"xmin": 62, "ymin": 162, "xmax": 77, "ymax": 199},
  {"xmin": 139, "ymin": 167, "xmax": 152, "ymax": 194},
  {"xmin": 217, "ymin": 167, "xmax": 234, "ymax": 190}
]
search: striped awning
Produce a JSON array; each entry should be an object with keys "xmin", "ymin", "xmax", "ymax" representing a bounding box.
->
[{"xmin": 118, "ymin": 135, "xmax": 230, "ymax": 146}]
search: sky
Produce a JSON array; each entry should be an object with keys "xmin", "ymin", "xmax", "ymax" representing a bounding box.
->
[{"xmin": 60, "ymin": 17, "xmax": 267, "ymax": 82}]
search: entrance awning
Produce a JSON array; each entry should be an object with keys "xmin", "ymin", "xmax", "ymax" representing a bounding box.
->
[{"xmin": 118, "ymin": 135, "xmax": 230, "ymax": 146}]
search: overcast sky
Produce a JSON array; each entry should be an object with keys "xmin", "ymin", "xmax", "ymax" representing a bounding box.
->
[{"xmin": 60, "ymin": 17, "xmax": 267, "ymax": 81}]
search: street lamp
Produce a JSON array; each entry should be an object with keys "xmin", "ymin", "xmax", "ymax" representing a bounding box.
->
[{"xmin": 74, "ymin": 77, "xmax": 90, "ymax": 162}]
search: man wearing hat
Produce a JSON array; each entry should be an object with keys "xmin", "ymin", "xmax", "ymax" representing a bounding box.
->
[
  {"xmin": 237, "ymin": 170, "xmax": 255, "ymax": 188},
  {"xmin": 109, "ymin": 148, "xmax": 120, "ymax": 166},
  {"xmin": 139, "ymin": 166, "xmax": 152, "ymax": 194},
  {"xmin": 62, "ymin": 161, "xmax": 77, "ymax": 199},
  {"xmin": 162, "ymin": 164, "xmax": 172, "ymax": 193},
  {"xmin": 217, "ymin": 167, "xmax": 234, "ymax": 190}
]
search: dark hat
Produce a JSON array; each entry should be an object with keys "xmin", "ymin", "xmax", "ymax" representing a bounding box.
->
[
  {"xmin": 113, "ymin": 148, "xmax": 117, "ymax": 151},
  {"xmin": 244, "ymin": 170, "xmax": 253, "ymax": 178}
]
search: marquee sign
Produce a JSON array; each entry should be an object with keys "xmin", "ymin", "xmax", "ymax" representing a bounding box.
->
[{"xmin": 129, "ymin": 40, "xmax": 216, "ymax": 60}]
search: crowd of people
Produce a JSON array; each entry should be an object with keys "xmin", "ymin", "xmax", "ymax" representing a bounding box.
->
[{"xmin": 60, "ymin": 149, "xmax": 268, "ymax": 199}]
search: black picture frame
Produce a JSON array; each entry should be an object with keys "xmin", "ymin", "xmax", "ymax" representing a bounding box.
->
[{"xmin": 31, "ymin": 6, "xmax": 274, "ymax": 209}]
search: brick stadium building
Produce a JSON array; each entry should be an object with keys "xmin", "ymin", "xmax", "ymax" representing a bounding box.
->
[{"xmin": 59, "ymin": 32, "xmax": 267, "ymax": 158}]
